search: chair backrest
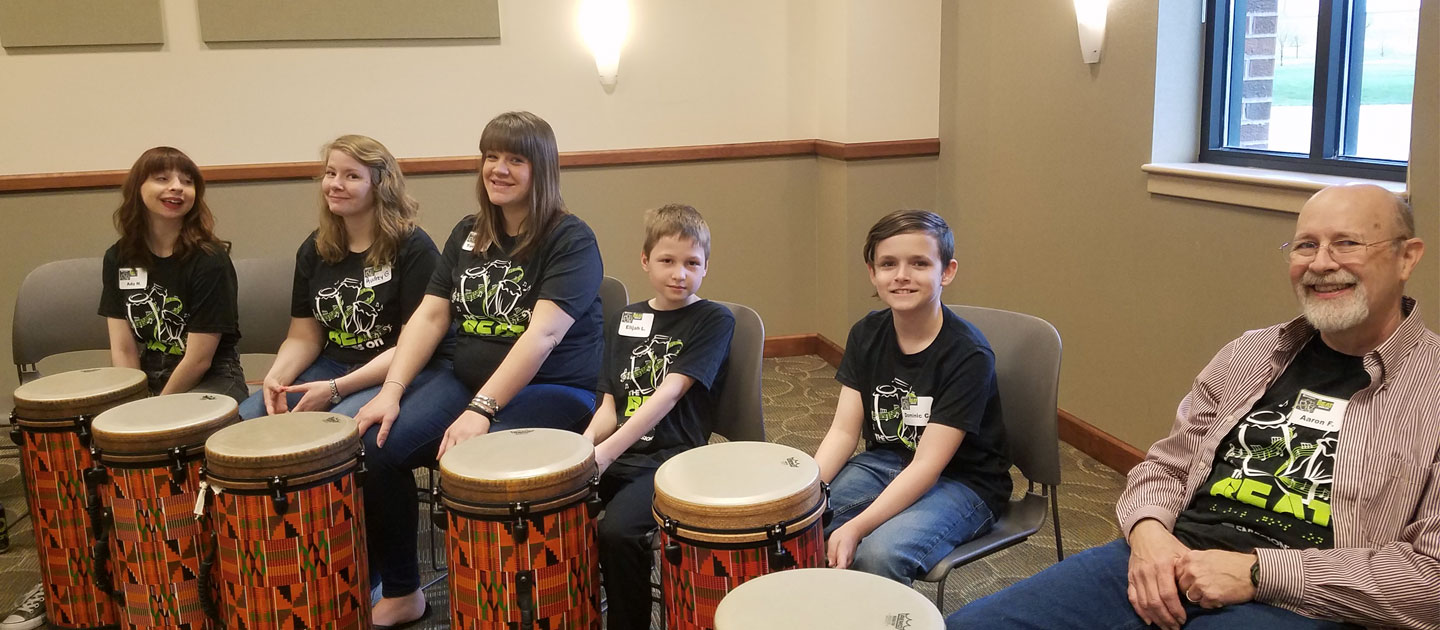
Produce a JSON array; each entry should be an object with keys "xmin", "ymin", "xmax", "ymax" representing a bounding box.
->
[
  {"xmin": 710, "ymin": 301, "xmax": 766, "ymax": 442},
  {"xmin": 947, "ymin": 304, "xmax": 1062, "ymax": 487},
  {"xmin": 233, "ymin": 257, "xmax": 296, "ymax": 356},
  {"xmin": 13, "ymin": 258, "xmax": 109, "ymax": 380},
  {"xmin": 599, "ymin": 276, "xmax": 629, "ymax": 336}
]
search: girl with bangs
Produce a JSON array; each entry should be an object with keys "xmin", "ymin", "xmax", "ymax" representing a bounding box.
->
[
  {"xmin": 237, "ymin": 135, "xmax": 464, "ymax": 425},
  {"xmin": 99, "ymin": 146, "xmax": 248, "ymax": 401},
  {"xmin": 356, "ymin": 111, "xmax": 604, "ymax": 627}
]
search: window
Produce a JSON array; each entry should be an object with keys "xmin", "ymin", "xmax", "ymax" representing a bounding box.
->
[{"xmin": 1200, "ymin": 0, "xmax": 1418, "ymax": 181}]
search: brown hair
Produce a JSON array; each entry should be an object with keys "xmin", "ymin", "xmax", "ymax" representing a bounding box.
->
[
  {"xmin": 643, "ymin": 203, "xmax": 711, "ymax": 258},
  {"xmin": 112, "ymin": 147, "xmax": 227, "ymax": 265},
  {"xmin": 314, "ymin": 135, "xmax": 419, "ymax": 266},
  {"xmin": 862, "ymin": 209, "xmax": 955, "ymax": 265},
  {"xmin": 468, "ymin": 111, "xmax": 567, "ymax": 261}
]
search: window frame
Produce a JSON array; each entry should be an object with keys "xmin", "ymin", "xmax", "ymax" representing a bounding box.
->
[{"xmin": 1199, "ymin": 0, "xmax": 1408, "ymax": 182}]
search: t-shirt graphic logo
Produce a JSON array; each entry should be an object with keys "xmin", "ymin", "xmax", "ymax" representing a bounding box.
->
[
  {"xmin": 872, "ymin": 378, "xmax": 921, "ymax": 449},
  {"xmin": 619, "ymin": 335, "xmax": 684, "ymax": 437},
  {"xmin": 314, "ymin": 278, "xmax": 389, "ymax": 348},
  {"xmin": 456, "ymin": 260, "xmax": 533, "ymax": 333},
  {"xmin": 125, "ymin": 284, "xmax": 186, "ymax": 355}
]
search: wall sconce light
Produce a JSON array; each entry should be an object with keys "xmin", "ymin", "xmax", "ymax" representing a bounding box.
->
[
  {"xmin": 1073, "ymin": 0, "xmax": 1108, "ymax": 64},
  {"xmin": 579, "ymin": 0, "xmax": 629, "ymax": 91}
]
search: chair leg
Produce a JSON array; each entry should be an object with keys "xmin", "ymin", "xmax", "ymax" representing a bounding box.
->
[
  {"xmin": 935, "ymin": 573, "xmax": 948, "ymax": 613},
  {"xmin": 1050, "ymin": 488, "xmax": 1064, "ymax": 562}
]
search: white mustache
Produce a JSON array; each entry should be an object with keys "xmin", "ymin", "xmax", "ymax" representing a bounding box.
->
[{"xmin": 1301, "ymin": 270, "xmax": 1358, "ymax": 287}]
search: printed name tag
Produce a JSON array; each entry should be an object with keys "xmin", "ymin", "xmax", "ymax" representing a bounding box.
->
[
  {"xmin": 118, "ymin": 267, "xmax": 147, "ymax": 290},
  {"xmin": 901, "ymin": 394, "xmax": 934, "ymax": 427},
  {"xmin": 363, "ymin": 265, "xmax": 393, "ymax": 287},
  {"xmin": 461, "ymin": 232, "xmax": 477, "ymax": 252},
  {"xmin": 1287, "ymin": 389, "xmax": 1346, "ymax": 433},
  {"xmin": 618, "ymin": 312, "xmax": 654, "ymax": 337}
]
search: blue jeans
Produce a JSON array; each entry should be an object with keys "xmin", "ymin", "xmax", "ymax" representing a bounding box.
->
[
  {"xmin": 946, "ymin": 539, "xmax": 1362, "ymax": 630},
  {"xmin": 825, "ymin": 449, "xmax": 994, "ymax": 585},
  {"xmin": 364, "ymin": 380, "xmax": 599, "ymax": 597},
  {"xmin": 238, "ymin": 355, "xmax": 399, "ymax": 419}
]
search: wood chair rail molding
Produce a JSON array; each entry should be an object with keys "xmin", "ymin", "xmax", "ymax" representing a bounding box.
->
[{"xmin": 1, "ymin": 138, "xmax": 940, "ymax": 193}]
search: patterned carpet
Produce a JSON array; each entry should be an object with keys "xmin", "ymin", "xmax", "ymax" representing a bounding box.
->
[{"xmin": 0, "ymin": 356, "xmax": 1129, "ymax": 625}]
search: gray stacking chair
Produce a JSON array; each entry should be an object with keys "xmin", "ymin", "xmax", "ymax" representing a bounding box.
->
[
  {"xmin": 233, "ymin": 257, "xmax": 296, "ymax": 358},
  {"xmin": 918, "ymin": 304, "xmax": 1064, "ymax": 612},
  {"xmin": 600, "ymin": 275, "xmax": 629, "ymax": 335},
  {"xmin": 709, "ymin": 301, "xmax": 766, "ymax": 442},
  {"xmin": 12, "ymin": 257, "xmax": 109, "ymax": 385}
]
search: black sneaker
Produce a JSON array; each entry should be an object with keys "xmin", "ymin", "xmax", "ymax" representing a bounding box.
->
[{"xmin": 0, "ymin": 584, "xmax": 44, "ymax": 630}]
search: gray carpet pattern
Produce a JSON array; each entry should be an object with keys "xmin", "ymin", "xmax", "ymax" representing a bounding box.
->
[{"xmin": 0, "ymin": 356, "xmax": 1128, "ymax": 625}]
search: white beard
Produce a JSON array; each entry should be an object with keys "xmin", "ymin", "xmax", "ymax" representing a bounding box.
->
[{"xmin": 1296, "ymin": 271, "xmax": 1369, "ymax": 332}]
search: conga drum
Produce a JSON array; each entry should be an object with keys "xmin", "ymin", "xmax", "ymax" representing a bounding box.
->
[
  {"xmin": 9, "ymin": 367, "xmax": 148, "ymax": 630},
  {"xmin": 92, "ymin": 393, "xmax": 237, "ymax": 630},
  {"xmin": 201, "ymin": 412, "xmax": 369, "ymax": 629},
  {"xmin": 653, "ymin": 441, "xmax": 827, "ymax": 630},
  {"xmin": 437, "ymin": 428, "xmax": 601, "ymax": 629},
  {"xmin": 713, "ymin": 568, "xmax": 944, "ymax": 630}
]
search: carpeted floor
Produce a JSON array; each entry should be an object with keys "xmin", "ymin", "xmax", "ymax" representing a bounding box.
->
[{"xmin": 0, "ymin": 356, "xmax": 1128, "ymax": 626}]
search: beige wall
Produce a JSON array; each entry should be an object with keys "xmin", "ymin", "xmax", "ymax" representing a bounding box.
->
[
  {"xmin": 938, "ymin": 0, "xmax": 1439, "ymax": 450},
  {"xmin": 0, "ymin": 0, "xmax": 940, "ymax": 175}
]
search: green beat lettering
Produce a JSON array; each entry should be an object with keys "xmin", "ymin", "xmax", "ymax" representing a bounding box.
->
[
  {"xmin": 625, "ymin": 395, "xmax": 650, "ymax": 416},
  {"xmin": 1235, "ymin": 479, "xmax": 1272, "ymax": 508}
]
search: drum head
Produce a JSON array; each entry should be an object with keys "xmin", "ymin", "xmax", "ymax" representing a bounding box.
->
[
  {"xmin": 12, "ymin": 367, "xmax": 148, "ymax": 419},
  {"xmin": 653, "ymin": 441, "xmax": 822, "ymax": 534},
  {"xmin": 204, "ymin": 412, "xmax": 359, "ymax": 481},
  {"xmin": 93, "ymin": 393, "xmax": 238, "ymax": 454},
  {"xmin": 440, "ymin": 428, "xmax": 595, "ymax": 505},
  {"xmin": 713, "ymin": 568, "xmax": 944, "ymax": 630}
]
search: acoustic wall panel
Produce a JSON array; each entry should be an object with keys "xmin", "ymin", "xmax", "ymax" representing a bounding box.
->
[
  {"xmin": 0, "ymin": 0, "xmax": 163, "ymax": 48},
  {"xmin": 198, "ymin": 0, "xmax": 500, "ymax": 43}
]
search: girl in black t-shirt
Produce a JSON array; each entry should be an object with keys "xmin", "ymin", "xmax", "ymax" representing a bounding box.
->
[
  {"xmin": 355, "ymin": 112, "xmax": 603, "ymax": 628},
  {"xmin": 236, "ymin": 135, "xmax": 460, "ymax": 423},
  {"xmin": 98, "ymin": 147, "xmax": 247, "ymax": 402}
]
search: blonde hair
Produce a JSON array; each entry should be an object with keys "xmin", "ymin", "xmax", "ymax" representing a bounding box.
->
[
  {"xmin": 314, "ymin": 135, "xmax": 419, "ymax": 266},
  {"xmin": 468, "ymin": 112, "xmax": 567, "ymax": 261},
  {"xmin": 643, "ymin": 203, "xmax": 711, "ymax": 258}
]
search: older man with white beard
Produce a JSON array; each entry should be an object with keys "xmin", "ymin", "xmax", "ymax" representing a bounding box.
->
[{"xmin": 946, "ymin": 184, "xmax": 1440, "ymax": 630}]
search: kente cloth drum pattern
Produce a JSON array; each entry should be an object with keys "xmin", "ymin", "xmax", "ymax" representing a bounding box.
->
[
  {"xmin": 103, "ymin": 460, "xmax": 212, "ymax": 629},
  {"xmin": 659, "ymin": 521, "xmax": 825, "ymax": 630}
]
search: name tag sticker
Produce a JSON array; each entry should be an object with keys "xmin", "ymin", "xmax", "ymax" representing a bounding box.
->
[
  {"xmin": 118, "ymin": 267, "xmax": 147, "ymax": 290},
  {"xmin": 363, "ymin": 265, "xmax": 393, "ymax": 287},
  {"xmin": 1287, "ymin": 389, "xmax": 1346, "ymax": 433},
  {"xmin": 461, "ymin": 232, "xmax": 477, "ymax": 252},
  {"xmin": 618, "ymin": 312, "xmax": 654, "ymax": 337},
  {"xmin": 901, "ymin": 394, "xmax": 934, "ymax": 427}
]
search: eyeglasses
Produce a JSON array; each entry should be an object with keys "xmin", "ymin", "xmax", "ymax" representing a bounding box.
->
[{"xmin": 1280, "ymin": 237, "xmax": 1405, "ymax": 263}]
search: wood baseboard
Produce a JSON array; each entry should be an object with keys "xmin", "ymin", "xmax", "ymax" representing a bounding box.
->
[{"xmin": 762, "ymin": 333, "xmax": 1147, "ymax": 474}]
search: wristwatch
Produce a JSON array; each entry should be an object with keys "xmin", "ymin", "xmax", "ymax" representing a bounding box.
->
[
  {"xmin": 328, "ymin": 379, "xmax": 342, "ymax": 405},
  {"xmin": 1250, "ymin": 556, "xmax": 1260, "ymax": 587}
]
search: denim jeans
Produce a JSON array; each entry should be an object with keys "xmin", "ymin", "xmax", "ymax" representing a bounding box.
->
[
  {"xmin": 237, "ymin": 355, "xmax": 394, "ymax": 419},
  {"xmin": 141, "ymin": 351, "xmax": 249, "ymax": 403},
  {"xmin": 363, "ymin": 379, "xmax": 599, "ymax": 597},
  {"xmin": 946, "ymin": 539, "xmax": 1362, "ymax": 630},
  {"xmin": 825, "ymin": 449, "xmax": 995, "ymax": 585}
]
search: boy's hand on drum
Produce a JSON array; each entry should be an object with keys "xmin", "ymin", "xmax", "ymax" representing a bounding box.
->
[
  {"xmin": 437, "ymin": 410, "xmax": 492, "ymax": 459},
  {"xmin": 355, "ymin": 393, "xmax": 401, "ymax": 448},
  {"xmin": 262, "ymin": 377, "xmax": 290, "ymax": 415},
  {"xmin": 826, "ymin": 522, "xmax": 862, "ymax": 570},
  {"xmin": 280, "ymin": 381, "xmax": 333, "ymax": 412},
  {"xmin": 594, "ymin": 443, "xmax": 618, "ymax": 475}
]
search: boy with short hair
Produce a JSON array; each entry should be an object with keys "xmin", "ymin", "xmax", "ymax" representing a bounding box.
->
[
  {"xmin": 583, "ymin": 203, "xmax": 736, "ymax": 630},
  {"xmin": 813, "ymin": 209, "xmax": 1012, "ymax": 583}
]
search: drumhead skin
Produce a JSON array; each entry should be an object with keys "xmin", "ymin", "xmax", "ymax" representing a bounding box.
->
[
  {"xmin": 440, "ymin": 428, "xmax": 596, "ymax": 505},
  {"xmin": 653, "ymin": 441, "xmax": 823, "ymax": 533},
  {"xmin": 11, "ymin": 367, "xmax": 147, "ymax": 420},
  {"xmin": 204, "ymin": 412, "xmax": 359, "ymax": 480},
  {"xmin": 714, "ymin": 568, "xmax": 944, "ymax": 629},
  {"xmin": 93, "ymin": 392, "xmax": 238, "ymax": 455}
]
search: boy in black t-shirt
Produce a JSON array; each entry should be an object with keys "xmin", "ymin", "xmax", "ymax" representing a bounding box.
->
[
  {"xmin": 581, "ymin": 204, "xmax": 735, "ymax": 630},
  {"xmin": 813, "ymin": 209, "xmax": 1011, "ymax": 585}
]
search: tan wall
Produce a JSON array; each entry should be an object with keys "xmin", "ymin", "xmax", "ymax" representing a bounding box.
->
[{"xmin": 938, "ymin": 0, "xmax": 1440, "ymax": 450}]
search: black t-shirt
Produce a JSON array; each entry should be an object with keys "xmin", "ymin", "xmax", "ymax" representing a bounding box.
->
[
  {"xmin": 600, "ymin": 299, "xmax": 735, "ymax": 467},
  {"xmin": 426, "ymin": 214, "xmax": 604, "ymax": 391},
  {"xmin": 292, "ymin": 228, "xmax": 442, "ymax": 365},
  {"xmin": 835, "ymin": 308, "xmax": 1012, "ymax": 512},
  {"xmin": 1173, "ymin": 335, "xmax": 1366, "ymax": 552},
  {"xmin": 98, "ymin": 243, "xmax": 241, "ymax": 365}
]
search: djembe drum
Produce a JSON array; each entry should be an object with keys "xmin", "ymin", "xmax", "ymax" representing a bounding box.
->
[
  {"xmin": 201, "ymin": 412, "xmax": 369, "ymax": 629},
  {"xmin": 436, "ymin": 428, "xmax": 601, "ymax": 629},
  {"xmin": 652, "ymin": 441, "xmax": 828, "ymax": 630},
  {"xmin": 714, "ymin": 568, "xmax": 944, "ymax": 629},
  {"xmin": 10, "ymin": 367, "xmax": 147, "ymax": 629}
]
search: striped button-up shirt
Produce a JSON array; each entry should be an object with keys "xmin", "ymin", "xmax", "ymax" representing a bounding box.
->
[{"xmin": 1117, "ymin": 298, "xmax": 1440, "ymax": 630}]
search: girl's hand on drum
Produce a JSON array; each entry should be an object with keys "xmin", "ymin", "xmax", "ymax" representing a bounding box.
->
[
  {"xmin": 355, "ymin": 394, "xmax": 401, "ymax": 447},
  {"xmin": 827, "ymin": 522, "xmax": 862, "ymax": 570},
  {"xmin": 437, "ymin": 410, "xmax": 492, "ymax": 459},
  {"xmin": 280, "ymin": 381, "xmax": 333, "ymax": 413},
  {"xmin": 262, "ymin": 377, "xmax": 290, "ymax": 415}
]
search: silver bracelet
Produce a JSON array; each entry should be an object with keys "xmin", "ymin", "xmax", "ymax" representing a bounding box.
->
[{"xmin": 471, "ymin": 393, "xmax": 499, "ymax": 416}]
